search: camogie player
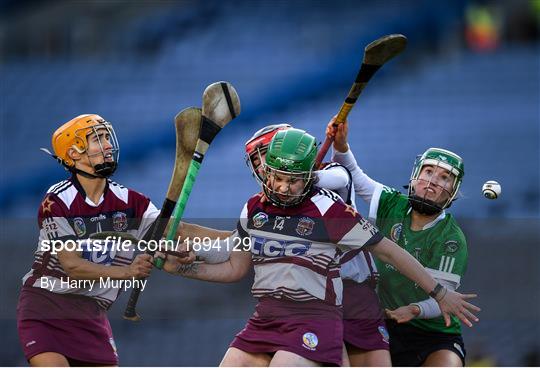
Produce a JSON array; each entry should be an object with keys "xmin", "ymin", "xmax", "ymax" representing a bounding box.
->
[
  {"xmin": 163, "ymin": 128, "xmax": 479, "ymax": 367},
  {"xmin": 17, "ymin": 114, "xmax": 159, "ymax": 366},
  {"xmin": 182, "ymin": 123, "xmax": 391, "ymax": 365},
  {"xmin": 329, "ymin": 117, "xmax": 473, "ymax": 366},
  {"xmin": 246, "ymin": 124, "xmax": 391, "ymax": 366}
]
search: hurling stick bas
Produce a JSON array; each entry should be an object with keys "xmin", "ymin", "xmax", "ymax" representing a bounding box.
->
[{"xmin": 315, "ymin": 34, "xmax": 407, "ymax": 168}]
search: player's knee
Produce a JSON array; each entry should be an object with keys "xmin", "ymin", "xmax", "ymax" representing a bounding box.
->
[
  {"xmin": 220, "ymin": 347, "xmax": 270, "ymax": 367},
  {"xmin": 29, "ymin": 352, "xmax": 69, "ymax": 367},
  {"xmin": 423, "ymin": 349, "xmax": 463, "ymax": 367}
]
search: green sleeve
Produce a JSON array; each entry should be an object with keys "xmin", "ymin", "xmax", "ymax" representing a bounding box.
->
[{"xmin": 370, "ymin": 185, "xmax": 408, "ymax": 228}]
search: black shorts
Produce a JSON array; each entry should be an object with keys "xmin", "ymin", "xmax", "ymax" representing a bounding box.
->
[{"xmin": 386, "ymin": 320, "xmax": 466, "ymax": 366}]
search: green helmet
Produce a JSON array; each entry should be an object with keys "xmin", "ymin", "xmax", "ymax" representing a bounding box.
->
[
  {"xmin": 262, "ymin": 128, "xmax": 318, "ymax": 207},
  {"xmin": 408, "ymin": 147, "xmax": 465, "ymax": 214}
]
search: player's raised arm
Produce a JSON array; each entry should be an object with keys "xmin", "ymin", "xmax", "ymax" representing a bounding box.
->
[{"xmin": 327, "ymin": 117, "xmax": 383, "ymax": 204}]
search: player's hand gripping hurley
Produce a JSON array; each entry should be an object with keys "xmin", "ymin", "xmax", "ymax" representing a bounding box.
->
[{"xmin": 315, "ymin": 34, "xmax": 407, "ymax": 168}]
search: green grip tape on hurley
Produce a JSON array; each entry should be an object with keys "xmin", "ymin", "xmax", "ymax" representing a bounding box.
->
[
  {"xmin": 154, "ymin": 160, "xmax": 201, "ymax": 270},
  {"xmin": 154, "ymin": 257, "xmax": 165, "ymax": 270},
  {"xmin": 167, "ymin": 161, "xmax": 201, "ymax": 240}
]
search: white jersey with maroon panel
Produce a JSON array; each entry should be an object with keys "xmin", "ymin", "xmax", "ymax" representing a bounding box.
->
[
  {"xmin": 22, "ymin": 176, "xmax": 159, "ymax": 309},
  {"xmin": 237, "ymin": 187, "xmax": 383, "ymax": 306},
  {"xmin": 318, "ymin": 163, "xmax": 379, "ymax": 285}
]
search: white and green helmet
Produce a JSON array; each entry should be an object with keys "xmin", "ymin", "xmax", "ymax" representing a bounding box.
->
[{"xmin": 408, "ymin": 147, "xmax": 464, "ymax": 214}]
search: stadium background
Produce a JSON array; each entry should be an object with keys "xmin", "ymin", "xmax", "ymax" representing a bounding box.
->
[{"xmin": 0, "ymin": 0, "xmax": 538, "ymax": 366}]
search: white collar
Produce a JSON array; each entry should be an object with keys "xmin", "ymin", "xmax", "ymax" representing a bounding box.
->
[{"xmin": 406, "ymin": 207, "xmax": 446, "ymax": 230}]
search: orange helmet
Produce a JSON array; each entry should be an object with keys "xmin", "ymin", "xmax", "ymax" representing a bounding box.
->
[{"xmin": 52, "ymin": 114, "xmax": 119, "ymax": 177}]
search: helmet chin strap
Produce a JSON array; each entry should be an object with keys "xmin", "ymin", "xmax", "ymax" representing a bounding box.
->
[
  {"xmin": 68, "ymin": 162, "xmax": 116, "ymax": 179},
  {"xmin": 408, "ymin": 195, "xmax": 443, "ymax": 216}
]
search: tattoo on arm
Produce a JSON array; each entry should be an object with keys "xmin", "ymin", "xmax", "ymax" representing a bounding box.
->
[{"xmin": 175, "ymin": 263, "xmax": 199, "ymax": 276}]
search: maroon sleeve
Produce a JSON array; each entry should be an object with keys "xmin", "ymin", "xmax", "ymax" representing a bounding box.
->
[{"xmin": 323, "ymin": 201, "xmax": 382, "ymax": 249}]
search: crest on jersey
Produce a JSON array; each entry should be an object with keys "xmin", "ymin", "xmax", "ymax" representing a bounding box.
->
[
  {"xmin": 344, "ymin": 204, "xmax": 358, "ymax": 217},
  {"xmin": 41, "ymin": 196, "xmax": 55, "ymax": 215},
  {"xmin": 302, "ymin": 332, "xmax": 318, "ymax": 350},
  {"xmin": 390, "ymin": 223, "xmax": 403, "ymax": 242},
  {"xmin": 445, "ymin": 240, "xmax": 459, "ymax": 254},
  {"xmin": 112, "ymin": 212, "xmax": 128, "ymax": 232},
  {"xmin": 296, "ymin": 217, "xmax": 314, "ymax": 236},
  {"xmin": 73, "ymin": 217, "xmax": 86, "ymax": 237},
  {"xmin": 252, "ymin": 212, "xmax": 269, "ymax": 228},
  {"xmin": 378, "ymin": 325, "xmax": 390, "ymax": 343}
]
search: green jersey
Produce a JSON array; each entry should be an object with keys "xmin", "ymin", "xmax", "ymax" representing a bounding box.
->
[{"xmin": 372, "ymin": 185, "xmax": 468, "ymax": 334}]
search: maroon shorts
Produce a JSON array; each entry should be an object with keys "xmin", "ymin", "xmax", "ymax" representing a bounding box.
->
[
  {"xmin": 342, "ymin": 280, "xmax": 389, "ymax": 351},
  {"xmin": 16, "ymin": 286, "xmax": 118, "ymax": 365},
  {"xmin": 230, "ymin": 297, "xmax": 343, "ymax": 366}
]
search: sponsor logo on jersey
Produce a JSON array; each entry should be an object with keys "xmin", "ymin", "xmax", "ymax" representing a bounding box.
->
[
  {"xmin": 112, "ymin": 212, "xmax": 128, "ymax": 231},
  {"xmin": 445, "ymin": 240, "xmax": 459, "ymax": 253},
  {"xmin": 296, "ymin": 217, "xmax": 314, "ymax": 236},
  {"xmin": 82, "ymin": 240, "xmax": 117, "ymax": 265},
  {"xmin": 390, "ymin": 223, "xmax": 403, "ymax": 242},
  {"xmin": 90, "ymin": 214, "xmax": 107, "ymax": 222},
  {"xmin": 302, "ymin": 332, "xmax": 318, "ymax": 350},
  {"xmin": 252, "ymin": 212, "xmax": 269, "ymax": 228},
  {"xmin": 73, "ymin": 217, "xmax": 86, "ymax": 237},
  {"xmin": 251, "ymin": 236, "xmax": 311, "ymax": 257},
  {"xmin": 25, "ymin": 340, "xmax": 36, "ymax": 347}
]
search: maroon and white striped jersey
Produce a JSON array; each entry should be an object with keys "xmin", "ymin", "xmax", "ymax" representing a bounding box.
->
[
  {"xmin": 237, "ymin": 187, "xmax": 383, "ymax": 306},
  {"xmin": 22, "ymin": 176, "xmax": 159, "ymax": 309},
  {"xmin": 319, "ymin": 162, "xmax": 379, "ymax": 284}
]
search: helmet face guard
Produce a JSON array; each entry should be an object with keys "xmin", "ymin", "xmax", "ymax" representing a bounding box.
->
[
  {"xmin": 262, "ymin": 128, "xmax": 318, "ymax": 208},
  {"xmin": 81, "ymin": 123, "xmax": 120, "ymax": 177},
  {"xmin": 52, "ymin": 114, "xmax": 120, "ymax": 178},
  {"xmin": 262, "ymin": 166, "xmax": 315, "ymax": 207},
  {"xmin": 408, "ymin": 148, "xmax": 464, "ymax": 215},
  {"xmin": 244, "ymin": 123, "xmax": 292, "ymax": 185}
]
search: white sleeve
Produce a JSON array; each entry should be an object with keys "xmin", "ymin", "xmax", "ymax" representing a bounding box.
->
[
  {"xmin": 315, "ymin": 167, "xmax": 349, "ymax": 191},
  {"xmin": 192, "ymin": 232, "xmax": 235, "ymax": 263},
  {"xmin": 411, "ymin": 278, "xmax": 457, "ymax": 319},
  {"xmin": 332, "ymin": 147, "xmax": 383, "ymax": 204},
  {"xmin": 134, "ymin": 201, "xmax": 160, "ymax": 240},
  {"xmin": 190, "ymin": 203, "xmax": 249, "ymax": 264},
  {"xmin": 237, "ymin": 202, "xmax": 249, "ymax": 237},
  {"xmin": 315, "ymin": 164, "xmax": 355, "ymax": 207}
]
